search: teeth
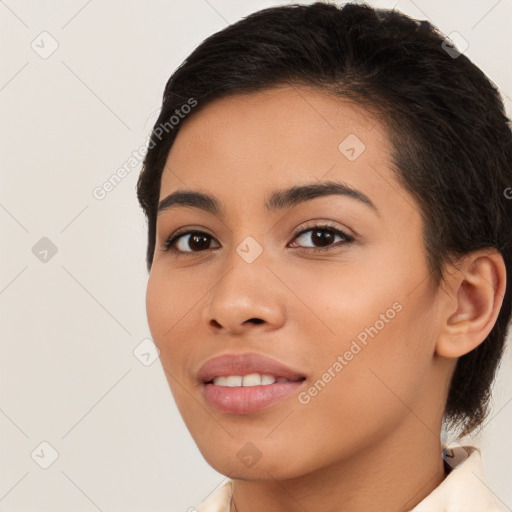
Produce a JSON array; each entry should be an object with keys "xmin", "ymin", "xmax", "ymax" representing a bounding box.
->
[
  {"xmin": 226, "ymin": 375, "xmax": 243, "ymax": 387},
  {"xmin": 242, "ymin": 373, "xmax": 262, "ymax": 386},
  {"xmin": 212, "ymin": 373, "xmax": 282, "ymax": 387}
]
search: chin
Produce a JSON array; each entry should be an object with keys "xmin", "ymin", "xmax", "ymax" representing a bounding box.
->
[{"xmin": 197, "ymin": 441, "xmax": 313, "ymax": 482}]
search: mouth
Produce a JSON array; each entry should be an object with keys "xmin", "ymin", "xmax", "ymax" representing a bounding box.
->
[
  {"xmin": 198, "ymin": 353, "xmax": 307, "ymax": 414},
  {"xmin": 206, "ymin": 373, "xmax": 305, "ymax": 387}
]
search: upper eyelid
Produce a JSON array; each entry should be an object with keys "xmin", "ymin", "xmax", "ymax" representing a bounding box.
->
[
  {"xmin": 169, "ymin": 222, "xmax": 349, "ymax": 240},
  {"xmin": 165, "ymin": 218, "xmax": 352, "ymax": 237}
]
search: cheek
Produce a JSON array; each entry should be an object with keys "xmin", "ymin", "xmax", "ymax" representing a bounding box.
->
[
  {"xmin": 292, "ymin": 306, "xmax": 433, "ymax": 461},
  {"xmin": 145, "ymin": 272, "xmax": 196, "ymax": 408},
  {"xmin": 145, "ymin": 269, "xmax": 189, "ymax": 363},
  {"xmin": 284, "ymin": 254, "xmax": 404, "ymax": 346},
  {"xmin": 145, "ymin": 266, "xmax": 213, "ymax": 392},
  {"xmin": 293, "ymin": 253, "xmax": 433, "ymax": 409},
  {"xmin": 146, "ymin": 267, "xmax": 199, "ymax": 339},
  {"xmin": 145, "ymin": 271, "xmax": 168, "ymax": 342}
]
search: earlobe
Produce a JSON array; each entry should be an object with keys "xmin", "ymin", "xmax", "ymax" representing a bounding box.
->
[{"xmin": 435, "ymin": 249, "xmax": 506, "ymax": 359}]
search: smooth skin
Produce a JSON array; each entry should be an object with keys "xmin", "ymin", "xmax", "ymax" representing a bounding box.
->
[{"xmin": 146, "ymin": 85, "xmax": 506, "ymax": 512}]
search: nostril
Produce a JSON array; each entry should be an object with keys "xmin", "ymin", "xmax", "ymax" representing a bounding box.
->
[{"xmin": 248, "ymin": 318, "xmax": 264, "ymax": 325}]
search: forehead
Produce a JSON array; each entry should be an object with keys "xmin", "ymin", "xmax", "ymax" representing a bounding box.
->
[{"xmin": 159, "ymin": 85, "xmax": 406, "ymax": 218}]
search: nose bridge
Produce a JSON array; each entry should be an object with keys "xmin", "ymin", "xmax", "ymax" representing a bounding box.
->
[
  {"xmin": 221, "ymin": 206, "xmax": 269, "ymax": 273},
  {"xmin": 217, "ymin": 232, "xmax": 269, "ymax": 299}
]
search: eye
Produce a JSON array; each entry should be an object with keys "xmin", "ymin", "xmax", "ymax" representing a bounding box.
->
[
  {"xmin": 162, "ymin": 230, "xmax": 220, "ymax": 254},
  {"xmin": 161, "ymin": 222, "xmax": 354, "ymax": 256},
  {"xmin": 289, "ymin": 222, "xmax": 354, "ymax": 252}
]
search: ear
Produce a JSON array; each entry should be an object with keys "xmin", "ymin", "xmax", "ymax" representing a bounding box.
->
[{"xmin": 435, "ymin": 249, "xmax": 507, "ymax": 359}]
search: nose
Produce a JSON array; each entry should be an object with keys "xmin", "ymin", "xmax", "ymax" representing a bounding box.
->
[{"xmin": 201, "ymin": 249, "xmax": 287, "ymax": 335}]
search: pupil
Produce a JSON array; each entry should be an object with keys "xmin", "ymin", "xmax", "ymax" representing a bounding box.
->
[
  {"xmin": 190, "ymin": 233, "xmax": 209, "ymax": 250},
  {"xmin": 312, "ymin": 229, "xmax": 333, "ymax": 247}
]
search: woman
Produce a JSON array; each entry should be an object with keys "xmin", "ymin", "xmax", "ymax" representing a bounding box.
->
[{"xmin": 136, "ymin": 3, "xmax": 512, "ymax": 511}]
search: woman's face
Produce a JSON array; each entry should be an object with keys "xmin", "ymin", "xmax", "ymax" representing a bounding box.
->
[{"xmin": 146, "ymin": 85, "xmax": 451, "ymax": 479}]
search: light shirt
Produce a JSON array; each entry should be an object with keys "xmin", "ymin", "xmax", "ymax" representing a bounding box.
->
[{"xmin": 197, "ymin": 445, "xmax": 508, "ymax": 511}]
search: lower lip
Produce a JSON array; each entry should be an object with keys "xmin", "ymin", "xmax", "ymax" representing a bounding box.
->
[{"xmin": 203, "ymin": 380, "xmax": 305, "ymax": 414}]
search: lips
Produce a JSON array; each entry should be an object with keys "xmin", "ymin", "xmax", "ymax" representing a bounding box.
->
[
  {"xmin": 198, "ymin": 352, "xmax": 307, "ymax": 414},
  {"xmin": 197, "ymin": 352, "xmax": 306, "ymax": 384}
]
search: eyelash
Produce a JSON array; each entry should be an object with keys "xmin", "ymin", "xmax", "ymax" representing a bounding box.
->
[{"xmin": 161, "ymin": 222, "xmax": 355, "ymax": 257}]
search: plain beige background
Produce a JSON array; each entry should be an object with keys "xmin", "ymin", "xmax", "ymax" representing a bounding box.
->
[{"xmin": 1, "ymin": 1, "xmax": 511, "ymax": 510}]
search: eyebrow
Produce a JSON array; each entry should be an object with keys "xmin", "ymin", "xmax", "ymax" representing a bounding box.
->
[{"xmin": 157, "ymin": 180, "xmax": 379, "ymax": 217}]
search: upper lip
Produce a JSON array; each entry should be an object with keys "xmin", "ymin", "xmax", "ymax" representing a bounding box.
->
[{"xmin": 197, "ymin": 352, "xmax": 306, "ymax": 383}]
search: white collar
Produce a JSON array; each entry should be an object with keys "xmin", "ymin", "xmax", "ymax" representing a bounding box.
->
[
  {"xmin": 411, "ymin": 444, "xmax": 507, "ymax": 511},
  {"xmin": 197, "ymin": 445, "xmax": 507, "ymax": 512}
]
